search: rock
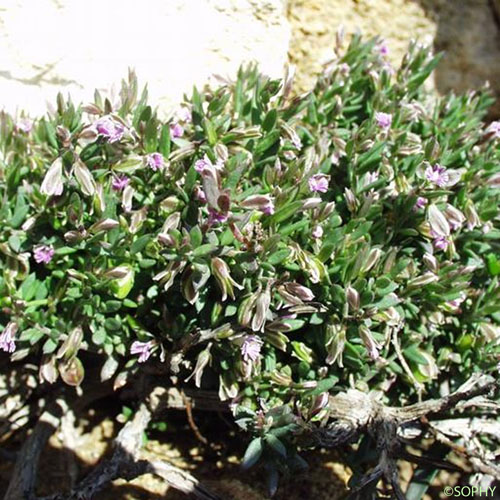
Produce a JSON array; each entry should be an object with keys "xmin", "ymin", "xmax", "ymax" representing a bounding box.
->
[
  {"xmin": 0, "ymin": 0, "xmax": 290, "ymax": 117},
  {"xmin": 287, "ymin": 0, "xmax": 500, "ymax": 117}
]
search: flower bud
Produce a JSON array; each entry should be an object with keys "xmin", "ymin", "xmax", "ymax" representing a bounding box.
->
[
  {"xmin": 444, "ymin": 204, "xmax": 465, "ymax": 231},
  {"xmin": 185, "ymin": 345, "xmax": 212, "ymax": 388},
  {"xmin": 464, "ymin": 200, "xmax": 480, "ymax": 230},
  {"xmin": 302, "ymin": 197, "xmax": 323, "ymax": 210},
  {"xmin": 40, "ymin": 158, "xmax": 64, "ymax": 196},
  {"xmin": 73, "ymin": 159, "xmax": 96, "ymax": 196},
  {"xmin": 359, "ymin": 325, "xmax": 380, "ymax": 360},
  {"xmin": 122, "ymin": 185, "xmax": 135, "ymax": 213},
  {"xmin": 89, "ymin": 218, "xmax": 120, "ymax": 234},
  {"xmin": 129, "ymin": 207, "xmax": 148, "ymax": 234},
  {"xmin": 361, "ymin": 248, "xmax": 382, "ymax": 273},
  {"xmin": 344, "ymin": 188, "xmax": 358, "ymax": 212},
  {"xmin": 325, "ymin": 323, "xmax": 346, "ymax": 367},
  {"xmin": 103, "ymin": 266, "xmax": 131, "ymax": 279},
  {"xmin": 487, "ymin": 172, "xmax": 500, "ymax": 188},
  {"xmin": 408, "ymin": 272, "xmax": 439, "ymax": 287},
  {"xmin": 346, "ymin": 286, "xmax": 360, "ymax": 312},
  {"xmin": 427, "ymin": 204, "xmax": 450, "ymax": 237},
  {"xmin": 284, "ymin": 282, "xmax": 315, "ymax": 302},
  {"xmin": 251, "ymin": 287, "xmax": 271, "ymax": 332},
  {"xmin": 211, "ymin": 257, "xmax": 243, "ymax": 302},
  {"xmin": 423, "ymin": 253, "xmax": 439, "ymax": 273}
]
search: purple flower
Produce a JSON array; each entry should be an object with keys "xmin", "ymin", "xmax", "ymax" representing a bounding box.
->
[
  {"xmin": 485, "ymin": 121, "xmax": 500, "ymax": 138},
  {"xmin": 425, "ymin": 164, "xmax": 449, "ymax": 188},
  {"xmin": 431, "ymin": 232, "xmax": 450, "ymax": 251},
  {"xmin": 378, "ymin": 42, "xmax": 389, "ymax": 56},
  {"xmin": 17, "ymin": 118, "xmax": 33, "ymax": 133},
  {"xmin": 130, "ymin": 340, "xmax": 154, "ymax": 363},
  {"xmin": 94, "ymin": 116, "xmax": 125, "ymax": 143},
  {"xmin": 0, "ymin": 323, "xmax": 17, "ymax": 353},
  {"xmin": 241, "ymin": 335, "xmax": 263, "ymax": 362},
  {"xmin": 375, "ymin": 112, "xmax": 392, "ymax": 129},
  {"xmin": 261, "ymin": 199, "xmax": 275, "ymax": 215},
  {"xmin": 33, "ymin": 245, "xmax": 55, "ymax": 264},
  {"xmin": 170, "ymin": 123, "xmax": 184, "ymax": 138},
  {"xmin": 145, "ymin": 152, "xmax": 164, "ymax": 171},
  {"xmin": 208, "ymin": 207, "xmax": 228, "ymax": 224},
  {"xmin": 111, "ymin": 175, "xmax": 130, "ymax": 191},
  {"xmin": 414, "ymin": 196, "xmax": 428, "ymax": 211},
  {"xmin": 308, "ymin": 174, "xmax": 330, "ymax": 193}
]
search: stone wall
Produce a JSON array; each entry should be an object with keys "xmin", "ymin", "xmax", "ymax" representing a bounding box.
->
[{"xmin": 0, "ymin": 0, "xmax": 290, "ymax": 117}]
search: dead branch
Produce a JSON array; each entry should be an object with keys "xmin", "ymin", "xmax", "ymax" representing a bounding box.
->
[
  {"xmin": 4, "ymin": 399, "xmax": 65, "ymax": 500},
  {"xmin": 312, "ymin": 373, "xmax": 500, "ymax": 497},
  {"xmin": 41, "ymin": 391, "xmax": 224, "ymax": 500}
]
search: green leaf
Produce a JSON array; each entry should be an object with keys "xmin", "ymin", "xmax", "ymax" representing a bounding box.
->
[
  {"xmin": 192, "ymin": 244, "xmax": 217, "ymax": 257},
  {"xmin": 241, "ymin": 437, "xmax": 263, "ymax": 470},
  {"xmin": 265, "ymin": 434, "xmax": 287, "ymax": 458},
  {"xmin": 92, "ymin": 328, "xmax": 107, "ymax": 346},
  {"xmin": 262, "ymin": 109, "xmax": 278, "ymax": 132},
  {"xmin": 267, "ymin": 248, "xmax": 291, "ymax": 265},
  {"xmin": 307, "ymin": 376, "xmax": 338, "ymax": 396},
  {"xmin": 11, "ymin": 193, "xmax": 29, "ymax": 228},
  {"xmin": 158, "ymin": 124, "xmax": 171, "ymax": 158},
  {"xmin": 104, "ymin": 318, "xmax": 121, "ymax": 331},
  {"xmin": 404, "ymin": 345, "xmax": 429, "ymax": 365},
  {"xmin": 269, "ymin": 200, "xmax": 302, "ymax": 224},
  {"xmin": 131, "ymin": 235, "xmax": 151, "ymax": 254}
]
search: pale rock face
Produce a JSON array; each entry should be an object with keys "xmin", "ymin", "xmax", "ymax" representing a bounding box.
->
[{"xmin": 0, "ymin": 0, "xmax": 290, "ymax": 117}]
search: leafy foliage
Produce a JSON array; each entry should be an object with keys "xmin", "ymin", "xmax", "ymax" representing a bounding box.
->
[{"xmin": 1, "ymin": 35, "xmax": 499, "ymax": 491}]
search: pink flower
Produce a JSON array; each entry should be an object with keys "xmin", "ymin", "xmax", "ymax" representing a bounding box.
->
[
  {"xmin": 145, "ymin": 152, "xmax": 164, "ymax": 171},
  {"xmin": 17, "ymin": 118, "xmax": 33, "ymax": 133},
  {"xmin": 312, "ymin": 225, "xmax": 323, "ymax": 239},
  {"xmin": 375, "ymin": 112, "xmax": 392, "ymax": 129},
  {"xmin": 425, "ymin": 164, "xmax": 449, "ymax": 188},
  {"xmin": 241, "ymin": 335, "xmax": 263, "ymax": 362},
  {"xmin": 308, "ymin": 174, "xmax": 330, "ymax": 193},
  {"xmin": 170, "ymin": 123, "xmax": 184, "ymax": 138},
  {"xmin": 111, "ymin": 175, "xmax": 130, "ymax": 191},
  {"xmin": 130, "ymin": 340, "xmax": 154, "ymax": 363},
  {"xmin": 194, "ymin": 186, "xmax": 207, "ymax": 203},
  {"xmin": 0, "ymin": 323, "xmax": 17, "ymax": 353},
  {"xmin": 414, "ymin": 196, "xmax": 428, "ymax": 211},
  {"xmin": 194, "ymin": 154, "xmax": 223, "ymax": 174},
  {"xmin": 485, "ymin": 121, "xmax": 500, "ymax": 138},
  {"xmin": 208, "ymin": 207, "xmax": 228, "ymax": 224},
  {"xmin": 95, "ymin": 116, "xmax": 125, "ymax": 143},
  {"xmin": 33, "ymin": 245, "xmax": 55, "ymax": 264}
]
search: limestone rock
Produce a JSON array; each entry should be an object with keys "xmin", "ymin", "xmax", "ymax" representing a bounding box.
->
[{"xmin": 0, "ymin": 0, "xmax": 290, "ymax": 117}]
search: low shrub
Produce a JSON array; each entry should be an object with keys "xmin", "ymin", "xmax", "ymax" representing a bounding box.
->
[{"xmin": 1, "ymin": 35, "xmax": 499, "ymax": 497}]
